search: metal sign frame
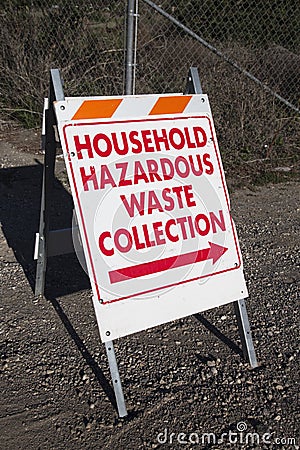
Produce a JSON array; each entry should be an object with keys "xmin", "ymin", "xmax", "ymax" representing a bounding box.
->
[{"xmin": 34, "ymin": 67, "xmax": 257, "ymax": 418}]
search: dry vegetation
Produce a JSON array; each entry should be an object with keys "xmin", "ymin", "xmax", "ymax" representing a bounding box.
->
[{"xmin": 0, "ymin": 1, "xmax": 299, "ymax": 186}]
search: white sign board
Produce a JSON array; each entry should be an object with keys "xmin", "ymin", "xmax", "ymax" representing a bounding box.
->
[{"xmin": 54, "ymin": 94, "xmax": 248, "ymax": 342}]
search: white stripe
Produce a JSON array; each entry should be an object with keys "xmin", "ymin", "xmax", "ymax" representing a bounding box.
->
[
  {"xmin": 110, "ymin": 95, "xmax": 157, "ymax": 119},
  {"xmin": 182, "ymin": 94, "xmax": 210, "ymax": 115}
]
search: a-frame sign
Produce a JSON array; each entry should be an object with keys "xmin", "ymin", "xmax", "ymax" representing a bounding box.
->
[{"xmin": 35, "ymin": 68, "xmax": 258, "ymax": 417}]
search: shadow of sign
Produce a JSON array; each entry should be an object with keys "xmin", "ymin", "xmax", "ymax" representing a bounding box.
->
[
  {"xmin": 0, "ymin": 159, "xmax": 118, "ymax": 412},
  {"xmin": 194, "ymin": 313, "xmax": 243, "ymax": 358},
  {"xmin": 0, "ymin": 160, "xmax": 90, "ymax": 297}
]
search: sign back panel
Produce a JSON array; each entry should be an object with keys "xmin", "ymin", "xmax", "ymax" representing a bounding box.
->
[{"xmin": 54, "ymin": 94, "xmax": 248, "ymax": 342}]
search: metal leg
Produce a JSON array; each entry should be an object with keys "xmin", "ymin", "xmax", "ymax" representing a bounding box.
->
[
  {"xmin": 34, "ymin": 106, "xmax": 57, "ymax": 296},
  {"xmin": 234, "ymin": 299, "xmax": 258, "ymax": 368},
  {"xmin": 185, "ymin": 66, "xmax": 203, "ymax": 94},
  {"xmin": 34, "ymin": 176, "xmax": 47, "ymax": 296},
  {"xmin": 186, "ymin": 68, "xmax": 258, "ymax": 368},
  {"xmin": 105, "ymin": 341, "xmax": 128, "ymax": 417},
  {"xmin": 35, "ymin": 70, "xmax": 65, "ymax": 297}
]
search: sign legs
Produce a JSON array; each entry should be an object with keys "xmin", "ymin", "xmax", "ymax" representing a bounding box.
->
[
  {"xmin": 105, "ymin": 341, "xmax": 128, "ymax": 417},
  {"xmin": 234, "ymin": 299, "xmax": 258, "ymax": 368}
]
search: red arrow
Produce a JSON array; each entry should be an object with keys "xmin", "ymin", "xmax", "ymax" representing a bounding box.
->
[
  {"xmin": 109, "ymin": 242, "xmax": 228, "ymax": 284},
  {"xmin": 207, "ymin": 241, "xmax": 229, "ymax": 264}
]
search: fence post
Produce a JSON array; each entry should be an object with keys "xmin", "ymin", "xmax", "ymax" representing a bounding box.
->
[{"xmin": 125, "ymin": 0, "xmax": 138, "ymax": 95}]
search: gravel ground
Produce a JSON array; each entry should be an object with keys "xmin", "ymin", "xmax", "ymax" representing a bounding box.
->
[{"xmin": 0, "ymin": 127, "xmax": 299, "ymax": 449}]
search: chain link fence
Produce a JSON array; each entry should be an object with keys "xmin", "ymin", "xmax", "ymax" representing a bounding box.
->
[
  {"xmin": 138, "ymin": 1, "xmax": 299, "ymax": 105},
  {"xmin": 0, "ymin": 0, "xmax": 126, "ymax": 127},
  {"xmin": 1, "ymin": 0, "xmax": 299, "ymax": 182},
  {"xmin": 136, "ymin": 0, "xmax": 300, "ymax": 182}
]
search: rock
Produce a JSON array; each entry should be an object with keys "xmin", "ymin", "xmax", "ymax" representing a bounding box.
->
[
  {"xmin": 85, "ymin": 422, "xmax": 92, "ymax": 431},
  {"xmin": 207, "ymin": 360, "xmax": 216, "ymax": 367}
]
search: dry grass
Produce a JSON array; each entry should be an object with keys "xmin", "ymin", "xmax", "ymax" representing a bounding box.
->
[{"xmin": 0, "ymin": 2, "xmax": 299, "ymax": 185}]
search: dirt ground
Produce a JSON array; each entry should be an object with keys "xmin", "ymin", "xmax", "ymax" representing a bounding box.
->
[{"xmin": 0, "ymin": 126, "xmax": 299, "ymax": 449}]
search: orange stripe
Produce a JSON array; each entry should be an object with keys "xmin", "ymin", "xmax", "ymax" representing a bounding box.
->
[
  {"xmin": 149, "ymin": 95, "xmax": 192, "ymax": 115},
  {"xmin": 72, "ymin": 99, "xmax": 123, "ymax": 120}
]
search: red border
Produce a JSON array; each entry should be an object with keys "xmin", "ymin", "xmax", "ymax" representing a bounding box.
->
[{"xmin": 62, "ymin": 116, "xmax": 241, "ymax": 304}]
